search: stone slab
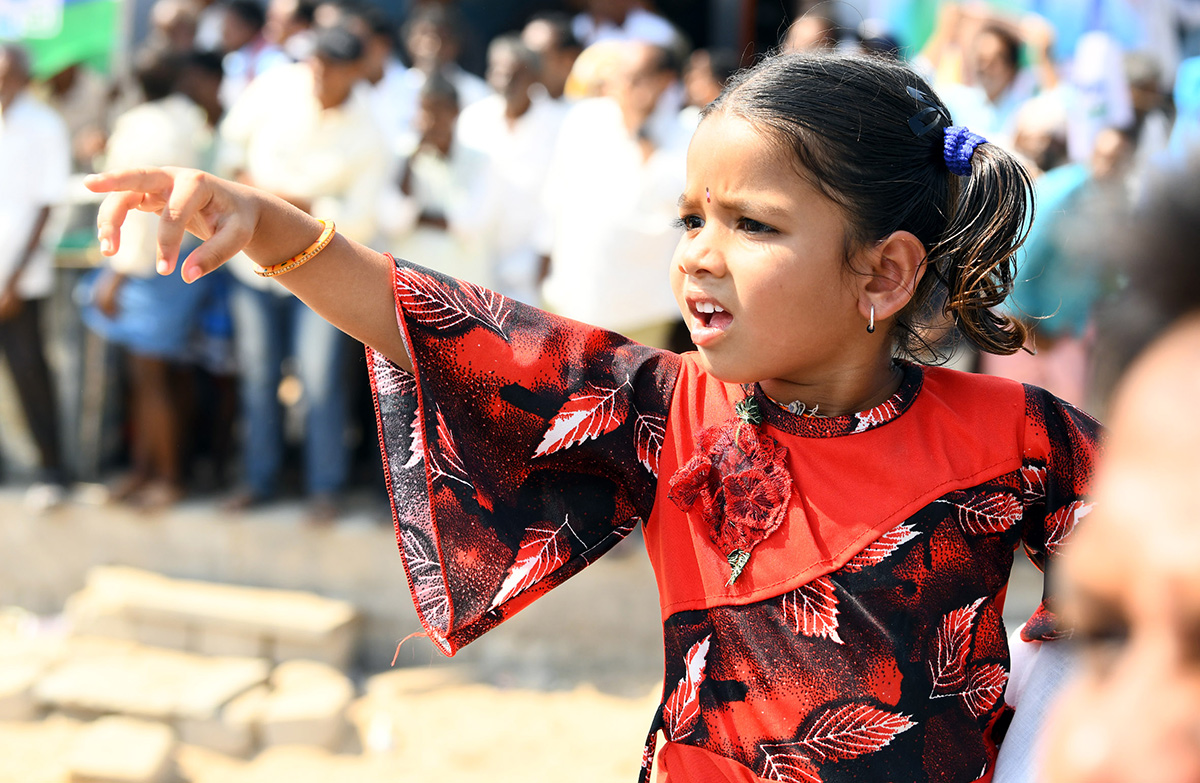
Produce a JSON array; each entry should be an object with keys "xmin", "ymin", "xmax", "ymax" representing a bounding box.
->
[
  {"xmin": 259, "ymin": 660, "xmax": 353, "ymax": 750},
  {"xmin": 176, "ymin": 684, "xmax": 268, "ymax": 758},
  {"xmin": 81, "ymin": 567, "xmax": 358, "ymax": 639},
  {"xmin": 131, "ymin": 619, "xmax": 191, "ymax": 651},
  {"xmin": 270, "ymin": 624, "xmax": 356, "ymax": 669},
  {"xmin": 35, "ymin": 644, "xmax": 269, "ymax": 721},
  {"xmin": 67, "ymin": 716, "xmax": 174, "ymax": 783},
  {"xmin": 0, "ymin": 658, "xmax": 47, "ymax": 720},
  {"xmin": 65, "ymin": 567, "xmax": 359, "ymax": 666},
  {"xmin": 0, "ymin": 714, "xmax": 85, "ymax": 783},
  {"xmin": 195, "ymin": 628, "xmax": 266, "ymax": 660},
  {"xmin": 0, "ymin": 628, "xmax": 64, "ymax": 722}
]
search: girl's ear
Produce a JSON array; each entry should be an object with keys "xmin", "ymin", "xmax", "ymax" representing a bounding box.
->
[{"xmin": 857, "ymin": 230, "xmax": 928, "ymax": 324}]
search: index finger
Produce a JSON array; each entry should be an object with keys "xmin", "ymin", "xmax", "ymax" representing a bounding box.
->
[{"xmin": 83, "ymin": 167, "xmax": 177, "ymax": 196}]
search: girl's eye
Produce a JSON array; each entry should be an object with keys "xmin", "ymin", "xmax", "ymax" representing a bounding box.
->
[
  {"xmin": 673, "ymin": 215, "xmax": 703, "ymax": 231},
  {"xmin": 738, "ymin": 217, "xmax": 776, "ymax": 234}
]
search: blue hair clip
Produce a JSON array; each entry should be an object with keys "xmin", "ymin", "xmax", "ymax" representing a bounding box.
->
[
  {"xmin": 906, "ymin": 85, "xmax": 949, "ymax": 137},
  {"xmin": 943, "ymin": 125, "xmax": 987, "ymax": 176}
]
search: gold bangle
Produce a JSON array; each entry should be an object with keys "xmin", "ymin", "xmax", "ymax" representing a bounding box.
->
[{"xmin": 253, "ymin": 219, "xmax": 336, "ymax": 278}]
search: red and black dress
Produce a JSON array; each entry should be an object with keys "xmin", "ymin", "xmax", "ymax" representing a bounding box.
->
[{"xmin": 369, "ymin": 259, "xmax": 1101, "ymax": 783}]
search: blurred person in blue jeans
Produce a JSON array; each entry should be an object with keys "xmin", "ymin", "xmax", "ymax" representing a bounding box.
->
[
  {"xmin": 83, "ymin": 46, "xmax": 213, "ymax": 508},
  {"xmin": 217, "ymin": 23, "xmax": 388, "ymax": 521},
  {"xmin": 0, "ymin": 44, "xmax": 70, "ymax": 512}
]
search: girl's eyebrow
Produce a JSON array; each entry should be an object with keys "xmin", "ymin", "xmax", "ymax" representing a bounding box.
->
[{"xmin": 677, "ymin": 193, "xmax": 790, "ymax": 217}]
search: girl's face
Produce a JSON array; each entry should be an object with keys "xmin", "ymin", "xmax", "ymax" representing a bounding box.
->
[
  {"xmin": 1044, "ymin": 320, "xmax": 1200, "ymax": 783},
  {"xmin": 670, "ymin": 112, "xmax": 866, "ymax": 396}
]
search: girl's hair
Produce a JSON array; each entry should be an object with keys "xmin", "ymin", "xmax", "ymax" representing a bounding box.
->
[{"xmin": 706, "ymin": 51, "xmax": 1034, "ymax": 361}]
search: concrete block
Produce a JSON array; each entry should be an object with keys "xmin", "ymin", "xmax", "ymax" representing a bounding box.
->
[
  {"xmin": 69, "ymin": 612, "xmax": 135, "ymax": 643},
  {"xmin": 0, "ymin": 658, "xmax": 45, "ymax": 720},
  {"xmin": 177, "ymin": 684, "xmax": 268, "ymax": 758},
  {"xmin": 133, "ymin": 619, "xmax": 191, "ymax": 651},
  {"xmin": 195, "ymin": 627, "xmax": 266, "ymax": 659},
  {"xmin": 64, "ymin": 590, "xmax": 135, "ymax": 641},
  {"xmin": 36, "ymin": 644, "xmax": 269, "ymax": 722},
  {"xmin": 65, "ymin": 609, "xmax": 136, "ymax": 642},
  {"xmin": 67, "ymin": 716, "xmax": 175, "ymax": 783},
  {"xmin": 259, "ymin": 660, "xmax": 355, "ymax": 750},
  {"xmin": 0, "ymin": 714, "xmax": 85, "ymax": 783},
  {"xmin": 271, "ymin": 622, "xmax": 357, "ymax": 669},
  {"xmin": 0, "ymin": 628, "xmax": 64, "ymax": 721},
  {"xmin": 71, "ymin": 567, "xmax": 359, "ymax": 668}
]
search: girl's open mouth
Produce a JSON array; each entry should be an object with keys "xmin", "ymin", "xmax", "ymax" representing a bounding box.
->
[{"xmin": 689, "ymin": 300, "xmax": 733, "ymax": 345}]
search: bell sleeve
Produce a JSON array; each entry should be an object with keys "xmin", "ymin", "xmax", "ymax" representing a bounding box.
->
[
  {"xmin": 368, "ymin": 257, "xmax": 681, "ymax": 655},
  {"xmin": 1018, "ymin": 386, "xmax": 1104, "ymax": 642}
]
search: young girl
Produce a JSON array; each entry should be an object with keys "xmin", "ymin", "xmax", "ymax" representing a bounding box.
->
[{"xmin": 85, "ymin": 51, "xmax": 1100, "ymax": 783}]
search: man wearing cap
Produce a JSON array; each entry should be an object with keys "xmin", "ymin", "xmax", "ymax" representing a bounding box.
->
[{"xmin": 217, "ymin": 23, "xmax": 388, "ymax": 522}]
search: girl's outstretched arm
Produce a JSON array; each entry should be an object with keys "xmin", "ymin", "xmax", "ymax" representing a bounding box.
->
[{"xmin": 85, "ymin": 167, "xmax": 412, "ymax": 371}]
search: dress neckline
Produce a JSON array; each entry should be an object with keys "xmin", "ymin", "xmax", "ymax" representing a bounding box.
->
[{"xmin": 752, "ymin": 363, "xmax": 924, "ymax": 438}]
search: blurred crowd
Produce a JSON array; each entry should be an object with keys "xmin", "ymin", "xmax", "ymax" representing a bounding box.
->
[{"xmin": 2, "ymin": 0, "xmax": 1199, "ymax": 520}]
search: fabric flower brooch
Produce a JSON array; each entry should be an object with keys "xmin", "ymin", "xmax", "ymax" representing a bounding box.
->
[{"xmin": 667, "ymin": 395, "xmax": 794, "ymax": 584}]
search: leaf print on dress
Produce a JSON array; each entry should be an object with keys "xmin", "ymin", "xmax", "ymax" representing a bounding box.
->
[
  {"xmin": 939, "ymin": 490, "xmax": 1022, "ymax": 535},
  {"xmin": 490, "ymin": 515, "xmax": 576, "ymax": 608},
  {"xmin": 961, "ymin": 663, "xmax": 1008, "ymax": 718},
  {"xmin": 1045, "ymin": 500, "xmax": 1093, "ymax": 554},
  {"xmin": 533, "ymin": 380, "xmax": 631, "ymax": 458},
  {"xmin": 395, "ymin": 267, "xmax": 511, "ymax": 337},
  {"xmin": 403, "ymin": 405, "xmax": 423, "ymax": 470},
  {"xmin": 782, "ymin": 576, "xmax": 843, "ymax": 644},
  {"xmin": 663, "ymin": 634, "xmax": 711, "ymax": 741},
  {"xmin": 929, "ymin": 598, "xmax": 985, "ymax": 696},
  {"xmin": 427, "ymin": 406, "xmax": 472, "ymax": 487},
  {"xmin": 760, "ymin": 745, "xmax": 823, "ymax": 783},
  {"xmin": 1021, "ymin": 463, "xmax": 1047, "ymax": 504},
  {"xmin": 796, "ymin": 702, "xmax": 917, "ymax": 762},
  {"xmin": 369, "ymin": 348, "xmax": 416, "ymax": 397},
  {"xmin": 759, "ymin": 703, "xmax": 917, "ymax": 781},
  {"xmin": 842, "ymin": 523, "xmax": 921, "ymax": 573},
  {"xmin": 400, "ymin": 527, "xmax": 450, "ymax": 634},
  {"xmin": 633, "ymin": 412, "xmax": 666, "ymax": 478}
]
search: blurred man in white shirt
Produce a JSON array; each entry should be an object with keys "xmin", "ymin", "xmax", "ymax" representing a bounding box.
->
[
  {"xmin": 572, "ymin": 0, "xmax": 679, "ymax": 49},
  {"xmin": 540, "ymin": 41, "xmax": 689, "ymax": 347},
  {"xmin": 379, "ymin": 74, "xmax": 492, "ymax": 288},
  {"xmin": 375, "ymin": 4, "xmax": 491, "ymax": 155},
  {"xmin": 457, "ymin": 35, "xmax": 566, "ymax": 303},
  {"xmin": 522, "ymin": 12, "xmax": 583, "ymax": 103}
]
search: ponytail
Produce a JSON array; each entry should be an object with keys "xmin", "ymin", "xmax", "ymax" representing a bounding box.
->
[
  {"xmin": 712, "ymin": 51, "xmax": 1034, "ymax": 362},
  {"xmin": 927, "ymin": 143, "xmax": 1034, "ymax": 356}
]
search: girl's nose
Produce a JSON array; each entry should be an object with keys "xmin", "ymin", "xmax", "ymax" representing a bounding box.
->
[{"xmin": 676, "ymin": 227, "xmax": 726, "ymax": 278}]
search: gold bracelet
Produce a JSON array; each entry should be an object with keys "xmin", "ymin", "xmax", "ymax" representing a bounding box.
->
[{"xmin": 253, "ymin": 219, "xmax": 336, "ymax": 278}]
